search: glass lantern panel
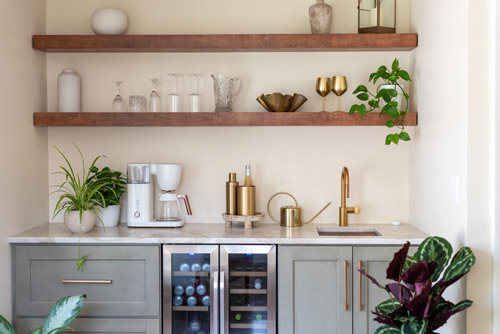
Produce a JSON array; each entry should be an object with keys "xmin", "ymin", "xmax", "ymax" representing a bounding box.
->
[
  {"xmin": 359, "ymin": 0, "xmax": 377, "ymax": 29},
  {"xmin": 381, "ymin": 0, "xmax": 395, "ymax": 28}
]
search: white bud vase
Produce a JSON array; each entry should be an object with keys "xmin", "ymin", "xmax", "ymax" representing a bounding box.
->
[
  {"xmin": 91, "ymin": 8, "xmax": 129, "ymax": 35},
  {"xmin": 57, "ymin": 69, "xmax": 81, "ymax": 113},
  {"xmin": 309, "ymin": 0, "xmax": 333, "ymax": 34}
]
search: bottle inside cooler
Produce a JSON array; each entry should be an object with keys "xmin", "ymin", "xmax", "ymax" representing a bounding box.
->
[
  {"xmin": 171, "ymin": 253, "xmax": 211, "ymax": 334},
  {"xmin": 228, "ymin": 253, "xmax": 268, "ymax": 333}
]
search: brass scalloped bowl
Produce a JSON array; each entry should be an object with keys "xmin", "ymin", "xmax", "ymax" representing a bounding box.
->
[{"xmin": 257, "ymin": 93, "xmax": 308, "ymax": 112}]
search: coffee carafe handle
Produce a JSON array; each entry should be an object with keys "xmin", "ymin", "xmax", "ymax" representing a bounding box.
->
[
  {"xmin": 177, "ymin": 194, "xmax": 192, "ymax": 215},
  {"xmin": 232, "ymin": 77, "xmax": 241, "ymax": 97}
]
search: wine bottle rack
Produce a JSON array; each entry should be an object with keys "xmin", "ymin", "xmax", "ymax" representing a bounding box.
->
[
  {"xmin": 230, "ymin": 306, "xmax": 268, "ymax": 312},
  {"xmin": 229, "ymin": 271, "xmax": 267, "ymax": 277},
  {"xmin": 230, "ymin": 289, "xmax": 268, "ymax": 294},
  {"xmin": 172, "ymin": 306, "xmax": 209, "ymax": 312},
  {"xmin": 172, "ymin": 271, "xmax": 209, "ymax": 277},
  {"xmin": 230, "ymin": 323, "xmax": 267, "ymax": 329}
]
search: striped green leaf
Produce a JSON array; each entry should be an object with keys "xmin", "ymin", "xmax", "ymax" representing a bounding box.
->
[
  {"xmin": 374, "ymin": 325, "xmax": 400, "ymax": 334},
  {"xmin": 415, "ymin": 236, "xmax": 453, "ymax": 281},
  {"xmin": 42, "ymin": 295, "xmax": 86, "ymax": 334},
  {"xmin": 442, "ymin": 247, "xmax": 476, "ymax": 282},
  {"xmin": 0, "ymin": 315, "xmax": 16, "ymax": 334},
  {"xmin": 376, "ymin": 299, "xmax": 401, "ymax": 316},
  {"xmin": 400, "ymin": 318, "xmax": 427, "ymax": 334},
  {"xmin": 29, "ymin": 328, "xmax": 42, "ymax": 334},
  {"xmin": 403, "ymin": 255, "xmax": 417, "ymax": 272}
]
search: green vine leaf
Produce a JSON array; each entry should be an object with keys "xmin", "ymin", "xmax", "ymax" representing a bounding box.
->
[
  {"xmin": 357, "ymin": 93, "xmax": 369, "ymax": 101},
  {"xmin": 76, "ymin": 254, "xmax": 88, "ymax": 272},
  {"xmin": 399, "ymin": 131, "xmax": 411, "ymax": 141},
  {"xmin": 386, "ymin": 120, "xmax": 395, "ymax": 128},
  {"xmin": 353, "ymin": 85, "xmax": 368, "ymax": 94}
]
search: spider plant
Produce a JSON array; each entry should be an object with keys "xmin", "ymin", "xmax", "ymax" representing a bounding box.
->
[{"xmin": 51, "ymin": 143, "xmax": 119, "ymax": 271}]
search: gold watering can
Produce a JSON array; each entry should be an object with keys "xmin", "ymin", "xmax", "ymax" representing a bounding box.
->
[{"xmin": 267, "ymin": 192, "xmax": 332, "ymax": 227}]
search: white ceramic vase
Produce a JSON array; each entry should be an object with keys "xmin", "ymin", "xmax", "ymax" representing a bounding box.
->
[
  {"xmin": 91, "ymin": 8, "xmax": 129, "ymax": 35},
  {"xmin": 379, "ymin": 84, "xmax": 404, "ymax": 108},
  {"xmin": 57, "ymin": 69, "xmax": 81, "ymax": 113},
  {"xmin": 95, "ymin": 205, "xmax": 121, "ymax": 227},
  {"xmin": 64, "ymin": 210, "xmax": 96, "ymax": 234}
]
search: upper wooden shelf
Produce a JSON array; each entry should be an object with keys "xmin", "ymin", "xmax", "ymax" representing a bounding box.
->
[
  {"xmin": 33, "ymin": 112, "xmax": 418, "ymax": 127},
  {"xmin": 32, "ymin": 34, "xmax": 418, "ymax": 52}
]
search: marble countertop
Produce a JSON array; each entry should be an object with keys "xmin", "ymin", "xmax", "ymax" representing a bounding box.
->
[{"xmin": 9, "ymin": 222, "xmax": 427, "ymax": 245}]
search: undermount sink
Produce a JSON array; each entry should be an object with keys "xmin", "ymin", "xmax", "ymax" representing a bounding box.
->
[{"xmin": 317, "ymin": 227, "xmax": 381, "ymax": 237}]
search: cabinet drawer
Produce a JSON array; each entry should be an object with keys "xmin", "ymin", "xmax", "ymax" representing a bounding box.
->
[
  {"xmin": 14, "ymin": 245, "xmax": 160, "ymax": 317},
  {"xmin": 15, "ymin": 318, "xmax": 160, "ymax": 334}
]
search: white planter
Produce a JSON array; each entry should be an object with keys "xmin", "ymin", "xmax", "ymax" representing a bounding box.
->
[
  {"xmin": 57, "ymin": 69, "xmax": 81, "ymax": 113},
  {"xmin": 91, "ymin": 9, "xmax": 128, "ymax": 35},
  {"xmin": 64, "ymin": 210, "xmax": 96, "ymax": 234},
  {"xmin": 379, "ymin": 84, "xmax": 404, "ymax": 108},
  {"xmin": 96, "ymin": 205, "xmax": 121, "ymax": 227}
]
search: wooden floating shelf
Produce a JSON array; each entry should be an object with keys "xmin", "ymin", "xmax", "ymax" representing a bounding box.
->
[
  {"xmin": 32, "ymin": 33, "xmax": 417, "ymax": 52},
  {"xmin": 33, "ymin": 112, "xmax": 418, "ymax": 127}
]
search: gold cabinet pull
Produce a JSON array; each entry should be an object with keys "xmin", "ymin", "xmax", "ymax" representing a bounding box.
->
[
  {"xmin": 61, "ymin": 280, "xmax": 112, "ymax": 284},
  {"xmin": 344, "ymin": 260, "xmax": 348, "ymax": 311},
  {"xmin": 358, "ymin": 261, "xmax": 362, "ymax": 311}
]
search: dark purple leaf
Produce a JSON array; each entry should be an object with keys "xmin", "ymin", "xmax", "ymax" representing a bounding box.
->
[
  {"xmin": 387, "ymin": 241, "xmax": 411, "ymax": 281},
  {"xmin": 386, "ymin": 283, "xmax": 412, "ymax": 303},
  {"xmin": 403, "ymin": 280, "xmax": 431, "ymax": 318},
  {"xmin": 359, "ymin": 269, "xmax": 387, "ymax": 290},
  {"xmin": 430, "ymin": 300, "xmax": 473, "ymax": 331},
  {"xmin": 372, "ymin": 311, "xmax": 399, "ymax": 328},
  {"xmin": 401, "ymin": 261, "xmax": 438, "ymax": 288}
]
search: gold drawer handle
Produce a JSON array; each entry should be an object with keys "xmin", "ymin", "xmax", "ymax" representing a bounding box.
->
[
  {"xmin": 344, "ymin": 260, "xmax": 348, "ymax": 311},
  {"xmin": 61, "ymin": 280, "xmax": 112, "ymax": 284}
]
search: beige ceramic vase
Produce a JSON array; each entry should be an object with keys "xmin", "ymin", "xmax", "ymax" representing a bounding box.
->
[
  {"xmin": 309, "ymin": 0, "xmax": 333, "ymax": 34},
  {"xmin": 64, "ymin": 210, "xmax": 96, "ymax": 234}
]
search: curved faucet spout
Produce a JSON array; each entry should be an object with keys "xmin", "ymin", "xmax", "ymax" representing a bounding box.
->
[{"xmin": 339, "ymin": 166, "xmax": 359, "ymax": 227}]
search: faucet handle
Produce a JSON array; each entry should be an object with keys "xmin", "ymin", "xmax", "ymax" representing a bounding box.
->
[
  {"xmin": 347, "ymin": 207, "xmax": 360, "ymax": 214},
  {"xmin": 354, "ymin": 207, "xmax": 360, "ymax": 214}
]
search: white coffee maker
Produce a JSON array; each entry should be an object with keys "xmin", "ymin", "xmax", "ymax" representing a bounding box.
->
[{"xmin": 127, "ymin": 163, "xmax": 192, "ymax": 227}]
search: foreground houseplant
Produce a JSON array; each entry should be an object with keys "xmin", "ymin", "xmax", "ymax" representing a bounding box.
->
[
  {"xmin": 0, "ymin": 295, "xmax": 86, "ymax": 334},
  {"xmin": 89, "ymin": 166, "xmax": 126, "ymax": 227},
  {"xmin": 360, "ymin": 236, "xmax": 476, "ymax": 334},
  {"xmin": 349, "ymin": 58, "xmax": 412, "ymax": 145}
]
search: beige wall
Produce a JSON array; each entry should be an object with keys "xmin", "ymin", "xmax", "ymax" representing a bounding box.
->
[
  {"xmin": 410, "ymin": 0, "xmax": 495, "ymax": 333},
  {"xmin": 45, "ymin": 0, "xmax": 413, "ymax": 226},
  {"xmin": 0, "ymin": 0, "xmax": 47, "ymax": 321}
]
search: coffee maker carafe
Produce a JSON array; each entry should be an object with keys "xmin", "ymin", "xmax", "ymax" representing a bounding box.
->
[{"xmin": 127, "ymin": 163, "xmax": 192, "ymax": 227}]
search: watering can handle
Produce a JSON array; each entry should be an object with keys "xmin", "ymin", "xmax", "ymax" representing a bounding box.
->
[
  {"xmin": 303, "ymin": 201, "xmax": 332, "ymax": 224},
  {"xmin": 267, "ymin": 192, "xmax": 298, "ymax": 224}
]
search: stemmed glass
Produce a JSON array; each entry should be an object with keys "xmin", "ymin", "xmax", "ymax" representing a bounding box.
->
[
  {"xmin": 166, "ymin": 73, "xmax": 182, "ymax": 112},
  {"xmin": 148, "ymin": 78, "xmax": 161, "ymax": 113},
  {"xmin": 332, "ymin": 76, "xmax": 347, "ymax": 111},
  {"xmin": 315, "ymin": 77, "xmax": 332, "ymax": 112},
  {"xmin": 112, "ymin": 81, "xmax": 127, "ymax": 112},
  {"xmin": 187, "ymin": 73, "xmax": 202, "ymax": 113}
]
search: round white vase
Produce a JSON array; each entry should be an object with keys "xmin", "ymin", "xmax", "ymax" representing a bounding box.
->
[
  {"xmin": 91, "ymin": 9, "xmax": 129, "ymax": 35},
  {"xmin": 64, "ymin": 210, "xmax": 96, "ymax": 234},
  {"xmin": 57, "ymin": 69, "xmax": 81, "ymax": 113},
  {"xmin": 379, "ymin": 84, "xmax": 404, "ymax": 108},
  {"xmin": 95, "ymin": 205, "xmax": 121, "ymax": 227}
]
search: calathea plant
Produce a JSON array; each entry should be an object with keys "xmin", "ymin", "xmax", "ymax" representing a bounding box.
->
[
  {"xmin": 0, "ymin": 295, "xmax": 86, "ymax": 334},
  {"xmin": 349, "ymin": 58, "xmax": 412, "ymax": 145},
  {"xmin": 360, "ymin": 236, "xmax": 476, "ymax": 334}
]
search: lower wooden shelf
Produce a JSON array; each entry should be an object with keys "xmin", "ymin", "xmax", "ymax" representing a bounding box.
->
[{"xmin": 33, "ymin": 112, "xmax": 418, "ymax": 127}]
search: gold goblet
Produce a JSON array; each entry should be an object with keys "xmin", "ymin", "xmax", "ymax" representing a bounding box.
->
[
  {"xmin": 315, "ymin": 77, "xmax": 332, "ymax": 112},
  {"xmin": 332, "ymin": 76, "xmax": 347, "ymax": 111}
]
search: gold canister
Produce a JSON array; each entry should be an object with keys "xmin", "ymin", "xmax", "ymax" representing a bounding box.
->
[
  {"xmin": 226, "ymin": 173, "xmax": 238, "ymax": 215},
  {"xmin": 237, "ymin": 185, "xmax": 255, "ymax": 216}
]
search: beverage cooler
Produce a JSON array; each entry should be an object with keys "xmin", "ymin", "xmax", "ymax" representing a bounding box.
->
[{"xmin": 163, "ymin": 245, "xmax": 276, "ymax": 334}]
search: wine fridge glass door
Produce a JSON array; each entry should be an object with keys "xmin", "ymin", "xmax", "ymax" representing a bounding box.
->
[
  {"xmin": 220, "ymin": 245, "xmax": 276, "ymax": 334},
  {"xmin": 163, "ymin": 245, "xmax": 219, "ymax": 334}
]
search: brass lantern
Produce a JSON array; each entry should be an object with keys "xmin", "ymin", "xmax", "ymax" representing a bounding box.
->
[{"xmin": 358, "ymin": 0, "xmax": 396, "ymax": 33}]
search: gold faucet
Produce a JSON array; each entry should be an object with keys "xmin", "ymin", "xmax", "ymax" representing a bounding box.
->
[{"xmin": 339, "ymin": 167, "xmax": 360, "ymax": 226}]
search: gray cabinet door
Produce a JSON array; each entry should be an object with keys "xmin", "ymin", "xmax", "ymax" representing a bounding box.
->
[
  {"xmin": 278, "ymin": 245, "xmax": 352, "ymax": 334},
  {"xmin": 14, "ymin": 245, "xmax": 160, "ymax": 317},
  {"xmin": 352, "ymin": 246, "xmax": 417, "ymax": 334},
  {"xmin": 15, "ymin": 318, "xmax": 160, "ymax": 334}
]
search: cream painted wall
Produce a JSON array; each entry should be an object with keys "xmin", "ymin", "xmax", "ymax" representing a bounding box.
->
[
  {"xmin": 410, "ymin": 0, "xmax": 495, "ymax": 333},
  {"xmin": 45, "ymin": 1, "xmax": 413, "ymax": 226},
  {"xmin": 0, "ymin": 0, "xmax": 47, "ymax": 321}
]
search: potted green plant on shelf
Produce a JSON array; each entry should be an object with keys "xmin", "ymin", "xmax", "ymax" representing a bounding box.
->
[
  {"xmin": 88, "ymin": 166, "xmax": 127, "ymax": 228},
  {"xmin": 51, "ymin": 143, "xmax": 123, "ymax": 271},
  {"xmin": 0, "ymin": 294, "xmax": 86, "ymax": 334},
  {"xmin": 349, "ymin": 58, "xmax": 412, "ymax": 145},
  {"xmin": 360, "ymin": 236, "xmax": 476, "ymax": 334}
]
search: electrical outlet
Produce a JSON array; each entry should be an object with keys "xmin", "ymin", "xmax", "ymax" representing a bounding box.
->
[{"xmin": 450, "ymin": 175, "xmax": 459, "ymax": 203}]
